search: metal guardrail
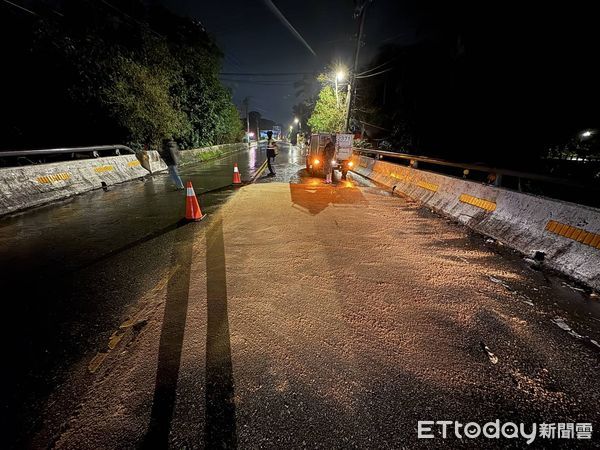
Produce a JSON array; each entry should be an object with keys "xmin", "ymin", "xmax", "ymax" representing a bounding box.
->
[
  {"xmin": 0, "ymin": 145, "xmax": 135, "ymax": 158},
  {"xmin": 352, "ymin": 148, "xmax": 592, "ymax": 189}
]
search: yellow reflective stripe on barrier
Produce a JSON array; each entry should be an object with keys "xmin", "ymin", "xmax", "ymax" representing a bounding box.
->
[
  {"xmin": 583, "ymin": 232, "xmax": 596, "ymax": 245},
  {"xmin": 37, "ymin": 173, "xmax": 71, "ymax": 183},
  {"xmin": 459, "ymin": 193, "xmax": 497, "ymax": 212},
  {"xmin": 546, "ymin": 220, "xmax": 600, "ymax": 249},
  {"xmin": 94, "ymin": 165, "xmax": 114, "ymax": 173},
  {"xmin": 127, "ymin": 160, "xmax": 141, "ymax": 167},
  {"xmin": 546, "ymin": 221, "xmax": 559, "ymax": 233},
  {"xmin": 416, "ymin": 180, "xmax": 438, "ymax": 192},
  {"xmin": 389, "ymin": 169, "xmax": 410, "ymax": 181}
]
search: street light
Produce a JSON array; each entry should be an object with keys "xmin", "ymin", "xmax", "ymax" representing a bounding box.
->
[
  {"xmin": 581, "ymin": 130, "xmax": 594, "ymax": 138},
  {"xmin": 334, "ymin": 69, "xmax": 346, "ymax": 107},
  {"xmin": 294, "ymin": 117, "xmax": 301, "ymax": 132}
]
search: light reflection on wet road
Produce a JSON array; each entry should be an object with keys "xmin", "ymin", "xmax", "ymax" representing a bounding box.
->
[
  {"xmin": 1, "ymin": 145, "xmax": 259, "ymax": 273},
  {"xmin": 0, "ymin": 142, "xmax": 363, "ymax": 275},
  {"xmin": 0, "ymin": 142, "xmax": 321, "ymax": 447}
]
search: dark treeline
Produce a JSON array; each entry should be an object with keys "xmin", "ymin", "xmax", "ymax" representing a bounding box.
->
[
  {"xmin": 356, "ymin": 1, "xmax": 599, "ymax": 167},
  {"xmin": 1, "ymin": 0, "xmax": 242, "ymax": 151}
]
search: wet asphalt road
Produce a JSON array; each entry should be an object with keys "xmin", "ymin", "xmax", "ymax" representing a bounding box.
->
[
  {"xmin": 2, "ymin": 142, "xmax": 600, "ymax": 448},
  {"xmin": 0, "ymin": 142, "xmax": 315, "ymax": 448}
]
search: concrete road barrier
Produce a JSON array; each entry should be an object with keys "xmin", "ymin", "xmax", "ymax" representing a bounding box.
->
[
  {"xmin": 0, "ymin": 143, "xmax": 246, "ymax": 216},
  {"xmin": 352, "ymin": 155, "xmax": 600, "ymax": 290},
  {"xmin": 0, "ymin": 154, "xmax": 148, "ymax": 216},
  {"xmin": 141, "ymin": 143, "xmax": 246, "ymax": 173}
]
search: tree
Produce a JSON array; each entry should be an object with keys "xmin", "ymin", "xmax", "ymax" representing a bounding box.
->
[
  {"xmin": 0, "ymin": 0, "xmax": 242, "ymax": 151},
  {"xmin": 103, "ymin": 54, "xmax": 189, "ymax": 148},
  {"xmin": 307, "ymin": 85, "xmax": 347, "ymax": 133}
]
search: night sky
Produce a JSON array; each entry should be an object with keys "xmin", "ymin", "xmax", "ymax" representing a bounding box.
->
[
  {"xmin": 160, "ymin": 0, "xmax": 426, "ymax": 125},
  {"xmin": 158, "ymin": 0, "xmax": 598, "ymax": 157},
  {"xmin": 3, "ymin": 0, "xmax": 597, "ymax": 158}
]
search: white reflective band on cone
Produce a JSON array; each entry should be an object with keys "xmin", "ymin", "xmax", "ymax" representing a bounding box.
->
[
  {"xmin": 186, "ymin": 188, "xmax": 194, "ymax": 196},
  {"xmin": 234, "ymin": 166, "xmax": 239, "ymax": 172}
]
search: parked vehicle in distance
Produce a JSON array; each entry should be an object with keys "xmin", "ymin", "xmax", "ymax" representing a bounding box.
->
[{"xmin": 306, "ymin": 133, "xmax": 354, "ymax": 179}]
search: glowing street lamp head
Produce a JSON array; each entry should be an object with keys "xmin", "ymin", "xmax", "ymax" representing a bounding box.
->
[
  {"xmin": 294, "ymin": 118, "xmax": 299, "ymax": 124},
  {"xmin": 581, "ymin": 130, "xmax": 593, "ymax": 138},
  {"xmin": 336, "ymin": 70, "xmax": 345, "ymax": 81}
]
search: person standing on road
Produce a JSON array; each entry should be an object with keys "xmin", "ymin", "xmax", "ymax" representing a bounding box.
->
[
  {"xmin": 160, "ymin": 138, "xmax": 185, "ymax": 190},
  {"xmin": 266, "ymin": 130, "xmax": 278, "ymax": 177},
  {"xmin": 323, "ymin": 136, "xmax": 336, "ymax": 184}
]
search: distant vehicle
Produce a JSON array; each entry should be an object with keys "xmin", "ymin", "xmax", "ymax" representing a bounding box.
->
[{"xmin": 306, "ymin": 133, "xmax": 354, "ymax": 180}]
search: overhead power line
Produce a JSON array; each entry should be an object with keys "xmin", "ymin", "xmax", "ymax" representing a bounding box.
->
[
  {"xmin": 262, "ymin": 0, "xmax": 316, "ymax": 56},
  {"xmin": 220, "ymin": 79, "xmax": 296, "ymax": 86},
  {"xmin": 357, "ymin": 56, "xmax": 399, "ymax": 76},
  {"xmin": 380, "ymin": 30, "xmax": 413, "ymax": 44},
  {"xmin": 98, "ymin": 0, "xmax": 163, "ymax": 38},
  {"xmin": 355, "ymin": 67, "xmax": 394, "ymax": 79},
  {"xmin": 1, "ymin": 0, "xmax": 38, "ymax": 16},
  {"xmin": 219, "ymin": 72, "xmax": 314, "ymax": 77},
  {"xmin": 358, "ymin": 120, "xmax": 390, "ymax": 131},
  {"xmin": 1, "ymin": 0, "xmax": 63, "ymax": 19}
]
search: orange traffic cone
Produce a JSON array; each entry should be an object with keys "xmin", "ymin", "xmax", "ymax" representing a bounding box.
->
[
  {"xmin": 233, "ymin": 163, "xmax": 242, "ymax": 185},
  {"xmin": 185, "ymin": 181, "xmax": 204, "ymax": 221}
]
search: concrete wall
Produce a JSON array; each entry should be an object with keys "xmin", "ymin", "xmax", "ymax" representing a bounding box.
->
[
  {"xmin": 0, "ymin": 154, "xmax": 148, "ymax": 216},
  {"xmin": 352, "ymin": 155, "xmax": 600, "ymax": 290},
  {"xmin": 143, "ymin": 143, "xmax": 247, "ymax": 173},
  {"xmin": 0, "ymin": 143, "xmax": 246, "ymax": 216}
]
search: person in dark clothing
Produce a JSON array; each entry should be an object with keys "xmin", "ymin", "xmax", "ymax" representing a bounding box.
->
[
  {"xmin": 323, "ymin": 136, "xmax": 336, "ymax": 184},
  {"xmin": 160, "ymin": 138, "xmax": 185, "ymax": 190},
  {"xmin": 265, "ymin": 130, "xmax": 278, "ymax": 176}
]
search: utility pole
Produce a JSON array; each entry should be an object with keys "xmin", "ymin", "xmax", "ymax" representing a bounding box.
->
[
  {"xmin": 344, "ymin": 83, "xmax": 351, "ymax": 133},
  {"xmin": 345, "ymin": 0, "xmax": 372, "ymax": 132}
]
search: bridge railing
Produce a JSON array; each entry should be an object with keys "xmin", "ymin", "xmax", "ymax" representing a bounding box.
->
[
  {"xmin": 0, "ymin": 145, "xmax": 135, "ymax": 159},
  {"xmin": 353, "ymin": 148, "xmax": 591, "ymax": 188},
  {"xmin": 352, "ymin": 148, "xmax": 600, "ymax": 207}
]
